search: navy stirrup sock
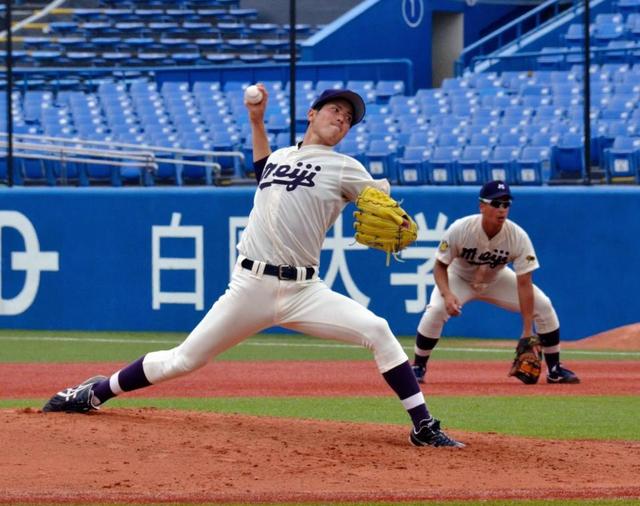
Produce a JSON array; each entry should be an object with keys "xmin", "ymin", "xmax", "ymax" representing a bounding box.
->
[
  {"xmin": 382, "ymin": 361, "xmax": 431, "ymax": 429},
  {"xmin": 92, "ymin": 356, "xmax": 152, "ymax": 404},
  {"xmin": 413, "ymin": 333, "xmax": 439, "ymax": 368}
]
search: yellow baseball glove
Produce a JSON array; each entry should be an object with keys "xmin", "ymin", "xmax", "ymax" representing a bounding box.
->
[{"xmin": 353, "ymin": 186, "xmax": 418, "ymax": 263}]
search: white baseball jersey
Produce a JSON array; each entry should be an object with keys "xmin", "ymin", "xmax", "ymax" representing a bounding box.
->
[
  {"xmin": 238, "ymin": 143, "xmax": 390, "ymax": 267},
  {"xmin": 143, "ymin": 143, "xmax": 409, "ymax": 384},
  {"xmin": 437, "ymin": 214, "xmax": 539, "ymax": 290}
]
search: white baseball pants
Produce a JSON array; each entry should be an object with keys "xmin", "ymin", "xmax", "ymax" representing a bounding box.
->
[
  {"xmin": 417, "ymin": 267, "xmax": 560, "ymax": 338},
  {"xmin": 143, "ymin": 258, "xmax": 408, "ymax": 384}
]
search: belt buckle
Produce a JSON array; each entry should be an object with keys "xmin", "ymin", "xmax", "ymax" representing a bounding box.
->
[{"xmin": 278, "ymin": 265, "xmax": 290, "ymax": 280}]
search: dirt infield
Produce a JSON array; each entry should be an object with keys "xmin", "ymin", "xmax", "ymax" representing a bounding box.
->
[
  {"xmin": 2, "ymin": 407, "xmax": 640, "ymax": 504},
  {"xmin": 3, "ymin": 359, "xmax": 639, "ymax": 398},
  {"xmin": 1, "ymin": 357, "xmax": 640, "ymax": 503}
]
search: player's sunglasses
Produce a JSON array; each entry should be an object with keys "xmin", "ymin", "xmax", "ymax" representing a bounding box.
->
[{"xmin": 480, "ymin": 198, "xmax": 512, "ymax": 209}]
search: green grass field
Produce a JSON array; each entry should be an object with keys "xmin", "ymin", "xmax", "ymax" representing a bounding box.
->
[
  {"xmin": 2, "ymin": 330, "xmax": 638, "ymax": 506},
  {"xmin": 1, "ymin": 330, "xmax": 638, "ymax": 362}
]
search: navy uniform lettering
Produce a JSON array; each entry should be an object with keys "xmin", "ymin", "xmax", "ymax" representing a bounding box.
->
[
  {"xmin": 259, "ymin": 161, "xmax": 322, "ymax": 191},
  {"xmin": 464, "ymin": 248, "xmax": 509, "ymax": 268},
  {"xmin": 460, "ymin": 247, "xmax": 477, "ymax": 261}
]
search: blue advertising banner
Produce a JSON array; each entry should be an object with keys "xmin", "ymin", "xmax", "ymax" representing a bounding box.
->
[{"xmin": 1, "ymin": 185, "xmax": 638, "ymax": 340}]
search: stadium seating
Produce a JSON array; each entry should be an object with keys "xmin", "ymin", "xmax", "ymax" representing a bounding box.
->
[{"xmin": 8, "ymin": 0, "xmax": 640, "ymax": 192}]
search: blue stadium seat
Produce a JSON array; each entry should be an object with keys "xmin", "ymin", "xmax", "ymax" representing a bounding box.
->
[
  {"xmin": 121, "ymin": 37, "xmax": 154, "ymax": 52},
  {"xmin": 367, "ymin": 122, "xmax": 398, "ymax": 142},
  {"xmin": 603, "ymin": 135, "xmax": 640, "ymax": 182},
  {"xmin": 195, "ymin": 37, "xmax": 224, "ymax": 52},
  {"xmin": 193, "ymin": 81, "xmax": 222, "ymax": 96},
  {"xmin": 565, "ymin": 23, "xmax": 587, "ymax": 46},
  {"xmin": 533, "ymin": 105, "xmax": 564, "ymax": 122},
  {"xmin": 249, "ymin": 22, "xmax": 279, "ymax": 35},
  {"xmin": 551, "ymin": 132, "xmax": 586, "ymax": 182},
  {"xmin": 515, "ymin": 146, "xmax": 549, "ymax": 184},
  {"xmin": 226, "ymin": 38, "xmax": 258, "ymax": 52},
  {"xmin": 436, "ymin": 132, "xmax": 465, "ymax": 147},
  {"xmin": 407, "ymin": 132, "xmax": 430, "ymax": 148},
  {"xmin": 595, "ymin": 119, "xmax": 629, "ymax": 163},
  {"xmin": 183, "ymin": 22, "xmax": 212, "ymax": 34},
  {"xmin": 425, "ymin": 146, "xmax": 459, "ymax": 185},
  {"xmin": 374, "ymin": 80, "xmax": 405, "ymax": 103},
  {"xmin": 49, "ymin": 21, "xmax": 79, "ymax": 34},
  {"xmin": 266, "ymin": 114, "xmax": 290, "ymax": 134},
  {"xmin": 346, "ymin": 80, "xmax": 376, "ymax": 103},
  {"xmin": 229, "ymin": 8, "xmax": 259, "ymax": 20},
  {"xmin": 593, "ymin": 22, "xmax": 624, "ymax": 45},
  {"xmin": 58, "ymin": 36, "xmax": 88, "ymax": 50},
  {"xmin": 133, "ymin": 8, "xmax": 163, "ymax": 20},
  {"xmin": 102, "ymin": 52, "xmax": 132, "ymax": 64},
  {"xmin": 31, "ymin": 50, "xmax": 63, "ymax": 67},
  {"xmin": 595, "ymin": 13, "xmax": 624, "ymax": 25},
  {"xmin": 314, "ymin": 80, "xmax": 344, "ymax": 94},
  {"xmin": 469, "ymin": 132, "xmax": 497, "ymax": 147},
  {"xmin": 335, "ymin": 138, "xmax": 367, "ymax": 165},
  {"xmin": 457, "ymin": 145, "xmax": 490, "ymax": 184},
  {"xmin": 397, "ymin": 115, "xmax": 428, "ymax": 135},
  {"xmin": 521, "ymin": 94, "xmax": 552, "ymax": 108},
  {"xmin": 397, "ymin": 146, "xmax": 429, "ymax": 185},
  {"xmin": 224, "ymin": 81, "xmax": 251, "ymax": 93},
  {"xmin": 67, "ymin": 51, "xmax": 97, "ymax": 65},
  {"xmin": 487, "ymin": 146, "xmax": 519, "ymax": 183},
  {"xmin": 239, "ymin": 54, "xmax": 270, "ymax": 64},
  {"xmin": 364, "ymin": 139, "xmax": 398, "ymax": 181},
  {"xmin": 173, "ymin": 53, "xmax": 202, "ymax": 65}
]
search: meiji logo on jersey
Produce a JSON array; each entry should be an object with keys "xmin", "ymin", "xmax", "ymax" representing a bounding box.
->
[
  {"xmin": 439, "ymin": 241, "xmax": 449, "ymax": 252},
  {"xmin": 259, "ymin": 161, "xmax": 322, "ymax": 191},
  {"xmin": 461, "ymin": 247, "xmax": 509, "ymax": 268}
]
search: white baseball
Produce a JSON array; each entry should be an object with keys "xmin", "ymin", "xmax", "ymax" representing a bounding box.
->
[{"xmin": 244, "ymin": 85, "xmax": 263, "ymax": 104}]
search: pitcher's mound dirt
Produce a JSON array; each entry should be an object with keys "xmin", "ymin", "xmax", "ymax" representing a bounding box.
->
[
  {"xmin": 2, "ymin": 409, "xmax": 640, "ymax": 504},
  {"xmin": 564, "ymin": 323, "xmax": 640, "ymax": 351}
]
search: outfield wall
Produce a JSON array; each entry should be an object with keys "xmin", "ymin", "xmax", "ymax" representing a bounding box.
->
[{"xmin": 1, "ymin": 186, "xmax": 638, "ymax": 340}]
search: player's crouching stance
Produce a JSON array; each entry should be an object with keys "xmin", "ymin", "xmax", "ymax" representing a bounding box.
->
[
  {"xmin": 43, "ymin": 85, "xmax": 464, "ymax": 448},
  {"xmin": 411, "ymin": 180, "xmax": 579, "ymax": 386}
]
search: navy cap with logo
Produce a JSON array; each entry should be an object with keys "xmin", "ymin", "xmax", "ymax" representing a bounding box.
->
[
  {"xmin": 311, "ymin": 89, "xmax": 366, "ymax": 126},
  {"xmin": 479, "ymin": 180, "xmax": 512, "ymax": 200}
]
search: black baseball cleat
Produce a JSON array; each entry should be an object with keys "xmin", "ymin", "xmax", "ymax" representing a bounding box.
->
[
  {"xmin": 412, "ymin": 364, "xmax": 426, "ymax": 384},
  {"xmin": 409, "ymin": 418, "xmax": 465, "ymax": 448},
  {"xmin": 546, "ymin": 363, "xmax": 580, "ymax": 384},
  {"xmin": 42, "ymin": 375, "xmax": 107, "ymax": 413}
]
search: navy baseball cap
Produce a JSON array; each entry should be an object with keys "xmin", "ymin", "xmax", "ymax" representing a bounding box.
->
[
  {"xmin": 311, "ymin": 89, "xmax": 366, "ymax": 126},
  {"xmin": 479, "ymin": 180, "xmax": 512, "ymax": 200}
]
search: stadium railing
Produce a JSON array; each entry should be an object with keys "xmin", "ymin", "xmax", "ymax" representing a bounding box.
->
[{"xmin": 0, "ymin": 132, "xmax": 246, "ymax": 186}]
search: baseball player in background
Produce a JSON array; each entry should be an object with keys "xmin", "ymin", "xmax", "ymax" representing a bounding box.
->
[
  {"xmin": 412, "ymin": 180, "xmax": 579, "ymax": 385},
  {"xmin": 43, "ymin": 85, "xmax": 464, "ymax": 448}
]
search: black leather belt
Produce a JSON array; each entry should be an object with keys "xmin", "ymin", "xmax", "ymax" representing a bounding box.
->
[{"xmin": 241, "ymin": 258, "xmax": 315, "ymax": 280}]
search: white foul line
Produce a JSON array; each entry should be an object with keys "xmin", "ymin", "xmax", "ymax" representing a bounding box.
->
[{"xmin": 1, "ymin": 335, "xmax": 640, "ymax": 358}]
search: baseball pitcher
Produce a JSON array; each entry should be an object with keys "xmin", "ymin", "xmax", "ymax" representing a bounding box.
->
[{"xmin": 43, "ymin": 85, "xmax": 463, "ymax": 448}]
